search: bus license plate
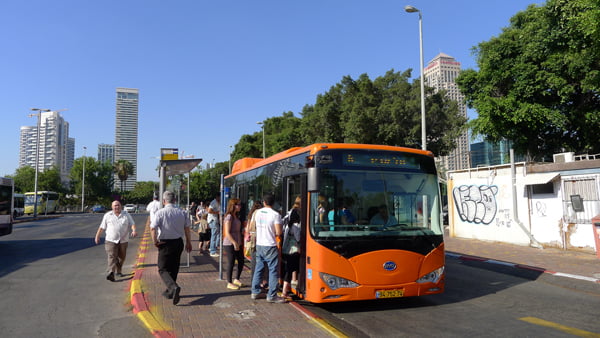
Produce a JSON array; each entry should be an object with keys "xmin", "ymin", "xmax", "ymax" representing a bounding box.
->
[{"xmin": 376, "ymin": 289, "xmax": 404, "ymax": 299}]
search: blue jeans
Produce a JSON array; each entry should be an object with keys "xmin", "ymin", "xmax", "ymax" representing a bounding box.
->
[
  {"xmin": 252, "ymin": 245, "xmax": 280, "ymax": 299},
  {"xmin": 209, "ymin": 219, "xmax": 220, "ymax": 254}
]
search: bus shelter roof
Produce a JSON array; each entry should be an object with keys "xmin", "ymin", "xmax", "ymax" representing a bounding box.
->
[{"xmin": 161, "ymin": 159, "xmax": 202, "ymax": 176}]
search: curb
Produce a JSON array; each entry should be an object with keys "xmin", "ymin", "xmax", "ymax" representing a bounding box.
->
[
  {"xmin": 446, "ymin": 252, "xmax": 600, "ymax": 284},
  {"xmin": 129, "ymin": 226, "xmax": 175, "ymax": 338}
]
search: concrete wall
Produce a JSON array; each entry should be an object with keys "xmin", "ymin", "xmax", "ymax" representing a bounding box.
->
[{"xmin": 447, "ymin": 163, "xmax": 599, "ymax": 252}]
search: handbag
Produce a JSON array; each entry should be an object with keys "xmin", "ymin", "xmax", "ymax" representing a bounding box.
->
[{"xmin": 282, "ymin": 223, "xmax": 300, "ymax": 255}]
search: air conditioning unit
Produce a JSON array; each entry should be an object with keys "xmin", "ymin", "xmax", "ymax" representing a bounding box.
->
[{"xmin": 553, "ymin": 152, "xmax": 574, "ymax": 163}]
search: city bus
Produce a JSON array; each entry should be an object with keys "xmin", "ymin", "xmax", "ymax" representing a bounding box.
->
[
  {"xmin": 0, "ymin": 177, "xmax": 14, "ymax": 236},
  {"xmin": 225, "ymin": 143, "xmax": 445, "ymax": 303},
  {"xmin": 13, "ymin": 193, "xmax": 24, "ymax": 218},
  {"xmin": 24, "ymin": 191, "xmax": 59, "ymax": 215}
]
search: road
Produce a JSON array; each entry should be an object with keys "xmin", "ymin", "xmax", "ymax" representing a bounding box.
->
[
  {"xmin": 0, "ymin": 213, "xmax": 150, "ymax": 338},
  {"xmin": 305, "ymin": 255, "xmax": 600, "ymax": 337},
  {"xmin": 3, "ymin": 214, "xmax": 600, "ymax": 337}
]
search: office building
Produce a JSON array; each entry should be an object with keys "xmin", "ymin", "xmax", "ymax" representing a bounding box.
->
[
  {"xmin": 19, "ymin": 110, "xmax": 74, "ymax": 184},
  {"xmin": 98, "ymin": 143, "xmax": 115, "ymax": 165},
  {"xmin": 423, "ymin": 53, "xmax": 470, "ymax": 171},
  {"xmin": 114, "ymin": 87, "xmax": 139, "ymax": 191}
]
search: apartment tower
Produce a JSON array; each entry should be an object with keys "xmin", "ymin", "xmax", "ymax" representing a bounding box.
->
[
  {"xmin": 114, "ymin": 87, "xmax": 139, "ymax": 191},
  {"xmin": 423, "ymin": 53, "xmax": 470, "ymax": 171},
  {"xmin": 98, "ymin": 143, "xmax": 115, "ymax": 165},
  {"xmin": 19, "ymin": 110, "xmax": 74, "ymax": 184}
]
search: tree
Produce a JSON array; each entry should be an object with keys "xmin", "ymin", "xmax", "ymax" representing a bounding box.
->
[
  {"xmin": 456, "ymin": 0, "xmax": 600, "ymax": 160},
  {"xmin": 10, "ymin": 166, "xmax": 35, "ymax": 193},
  {"xmin": 69, "ymin": 157, "xmax": 113, "ymax": 206},
  {"xmin": 113, "ymin": 159, "xmax": 134, "ymax": 192}
]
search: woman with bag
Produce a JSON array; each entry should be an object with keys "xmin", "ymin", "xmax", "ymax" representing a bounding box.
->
[{"xmin": 281, "ymin": 196, "xmax": 301, "ymax": 299}]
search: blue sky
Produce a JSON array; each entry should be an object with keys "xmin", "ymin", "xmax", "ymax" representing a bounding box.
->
[{"xmin": 0, "ymin": 0, "xmax": 539, "ymax": 182}]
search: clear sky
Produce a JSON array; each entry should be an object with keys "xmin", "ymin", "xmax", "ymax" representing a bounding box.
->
[{"xmin": 0, "ymin": 0, "xmax": 539, "ymax": 182}]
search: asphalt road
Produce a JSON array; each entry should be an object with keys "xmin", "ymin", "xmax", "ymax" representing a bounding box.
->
[
  {"xmin": 0, "ymin": 213, "xmax": 150, "ymax": 338},
  {"xmin": 305, "ymin": 256, "xmax": 600, "ymax": 337}
]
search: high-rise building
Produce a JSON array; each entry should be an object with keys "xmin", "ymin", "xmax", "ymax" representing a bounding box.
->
[
  {"xmin": 114, "ymin": 87, "xmax": 139, "ymax": 191},
  {"xmin": 423, "ymin": 53, "xmax": 470, "ymax": 171},
  {"xmin": 98, "ymin": 143, "xmax": 115, "ymax": 165},
  {"xmin": 19, "ymin": 111, "xmax": 74, "ymax": 184}
]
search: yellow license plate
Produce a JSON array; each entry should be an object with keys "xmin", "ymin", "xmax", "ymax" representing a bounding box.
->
[{"xmin": 376, "ymin": 289, "xmax": 404, "ymax": 299}]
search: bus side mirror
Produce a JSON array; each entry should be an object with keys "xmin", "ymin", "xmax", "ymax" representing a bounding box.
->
[{"xmin": 307, "ymin": 167, "xmax": 319, "ymax": 192}]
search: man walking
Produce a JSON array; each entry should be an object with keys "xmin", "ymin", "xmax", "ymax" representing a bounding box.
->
[
  {"xmin": 146, "ymin": 193, "xmax": 161, "ymax": 225},
  {"xmin": 150, "ymin": 191, "xmax": 192, "ymax": 305},
  {"xmin": 208, "ymin": 193, "xmax": 221, "ymax": 257},
  {"xmin": 251, "ymin": 193, "xmax": 286, "ymax": 303},
  {"xmin": 95, "ymin": 200, "xmax": 137, "ymax": 281}
]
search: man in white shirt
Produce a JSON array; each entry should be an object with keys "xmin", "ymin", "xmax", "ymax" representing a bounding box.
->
[
  {"xmin": 95, "ymin": 200, "xmax": 137, "ymax": 282},
  {"xmin": 150, "ymin": 191, "xmax": 192, "ymax": 305},
  {"xmin": 250, "ymin": 193, "xmax": 286, "ymax": 303},
  {"xmin": 146, "ymin": 194, "xmax": 161, "ymax": 224}
]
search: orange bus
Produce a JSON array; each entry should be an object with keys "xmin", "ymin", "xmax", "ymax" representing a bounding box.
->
[{"xmin": 225, "ymin": 143, "xmax": 445, "ymax": 303}]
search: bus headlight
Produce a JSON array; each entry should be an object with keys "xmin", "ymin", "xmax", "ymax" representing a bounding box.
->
[
  {"xmin": 319, "ymin": 272, "xmax": 360, "ymax": 290},
  {"xmin": 416, "ymin": 266, "xmax": 444, "ymax": 284}
]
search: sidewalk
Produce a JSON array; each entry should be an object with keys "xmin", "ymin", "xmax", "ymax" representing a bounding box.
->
[
  {"xmin": 130, "ymin": 227, "xmax": 600, "ymax": 338},
  {"xmin": 130, "ymin": 227, "xmax": 337, "ymax": 338},
  {"xmin": 444, "ymin": 234, "xmax": 600, "ymax": 282}
]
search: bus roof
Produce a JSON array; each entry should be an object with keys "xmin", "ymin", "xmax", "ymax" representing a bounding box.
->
[{"xmin": 228, "ymin": 143, "xmax": 433, "ymax": 177}]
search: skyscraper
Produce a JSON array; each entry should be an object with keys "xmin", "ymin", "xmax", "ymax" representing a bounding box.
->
[
  {"xmin": 19, "ymin": 111, "xmax": 74, "ymax": 184},
  {"xmin": 98, "ymin": 143, "xmax": 115, "ymax": 165},
  {"xmin": 423, "ymin": 53, "xmax": 470, "ymax": 171},
  {"xmin": 114, "ymin": 87, "xmax": 139, "ymax": 191}
]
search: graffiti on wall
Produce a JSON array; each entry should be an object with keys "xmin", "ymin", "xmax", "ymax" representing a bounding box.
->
[{"xmin": 453, "ymin": 185, "xmax": 498, "ymax": 224}]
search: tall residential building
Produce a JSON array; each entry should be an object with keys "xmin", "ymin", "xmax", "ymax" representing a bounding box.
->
[
  {"xmin": 98, "ymin": 143, "xmax": 115, "ymax": 165},
  {"xmin": 19, "ymin": 111, "xmax": 74, "ymax": 183},
  {"xmin": 114, "ymin": 87, "xmax": 139, "ymax": 191},
  {"xmin": 423, "ymin": 53, "xmax": 470, "ymax": 171}
]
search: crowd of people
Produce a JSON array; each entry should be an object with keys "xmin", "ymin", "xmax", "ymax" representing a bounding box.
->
[{"xmin": 95, "ymin": 191, "xmax": 301, "ymax": 305}]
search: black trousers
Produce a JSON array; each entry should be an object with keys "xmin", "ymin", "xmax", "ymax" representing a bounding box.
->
[
  {"xmin": 224, "ymin": 245, "xmax": 244, "ymax": 283},
  {"xmin": 157, "ymin": 238, "xmax": 184, "ymax": 292}
]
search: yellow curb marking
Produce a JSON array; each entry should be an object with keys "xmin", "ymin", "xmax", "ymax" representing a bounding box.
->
[
  {"xmin": 520, "ymin": 317, "xmax": 600, "ymax": 337},
  {"xmin": 311, "ymin": 318, "xmax": 348, "ymax": 338}
]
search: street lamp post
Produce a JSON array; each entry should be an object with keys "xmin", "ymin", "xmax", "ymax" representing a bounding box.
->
[
  {"xmin": 81, "ymin": 146, "xmax": 86, "ymax": 212},
  {"xmin": 257, "ymin": 121, "xmax": 265, "ymax": 158},
  {"xmin": 405, "ymin": 5, "xmax": 426, "ymax": 151},
  {"xmin": 29, "ymin": 108, "xmax": 51, "ymax": 218}
]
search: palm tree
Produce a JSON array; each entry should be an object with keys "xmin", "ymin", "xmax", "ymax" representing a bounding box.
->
[{"xmin": 113, "ymin": 159, "xmax": 134, "ymax": 192}]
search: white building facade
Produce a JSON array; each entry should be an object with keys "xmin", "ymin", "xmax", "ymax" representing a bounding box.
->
[
  {"xmin": 447, "ymin": 154, "xmax": 600, "ymax": 253},
  {"xmin": 114, "ymin": 87, "xmax": 139, "ymax": 191},
  {"xmin": 19, "ymin": 111, "xmax": 74, "ymax": 183}
]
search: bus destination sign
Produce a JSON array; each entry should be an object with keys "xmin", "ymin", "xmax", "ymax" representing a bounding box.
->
[{"xmin": 343, "ymin": 152, "xmax": 420, "ymax": 169}]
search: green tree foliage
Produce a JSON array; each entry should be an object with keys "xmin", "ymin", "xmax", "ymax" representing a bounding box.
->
[
  {"xmin": 456, "ymin": 0, "xmax": 600, "ymax": 160},
  {"xmin": 10, "ymin": 166, "xmax": 65, "ymax": 194},
  {"xmin": 69, "ymin": 157, "xmax": 113, "ymax": 205},
  {"xmin": 126, "ymin": 181, "xmax": 157, "ymax": 204},
  {"xmin": 113, "ymin": 159, "xmax": 134, "ymax": 192},
  {"xmin": 298, "ymin": 70, "xmax": 465, "ymax": 156},
  {"xmin": 10, "ymin": 166, "xmax": 35, "ymax": 193}
]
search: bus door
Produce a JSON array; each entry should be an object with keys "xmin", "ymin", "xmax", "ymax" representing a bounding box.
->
[{"xmin": 283, "ymin": 174, "xmax": 307, "ymax": 297}]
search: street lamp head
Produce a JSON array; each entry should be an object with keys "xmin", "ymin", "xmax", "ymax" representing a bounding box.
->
[
  {"xmin": 256, "ymin": 121, "xmax": 263, "ymax": 125},
  {"xmin": 404, "ymin": 5, "xmax": 420, "ymax": 13}
]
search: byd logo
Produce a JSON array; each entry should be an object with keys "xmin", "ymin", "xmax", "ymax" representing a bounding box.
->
[{"xmin": 383, "ymin": 261, "xmax": 397, "ymax": 271}]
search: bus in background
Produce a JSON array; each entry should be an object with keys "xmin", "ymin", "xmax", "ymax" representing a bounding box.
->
[
  {"xmin": 24, "ymin": 191, "xmax": 59, "ymax": 215},
  {"xmin": 226, "ymin": 143, "xmax": 445, "ymax": 303},
  {"xmin": 13, "ymin": 193, "xmax": 24, "ymax": 219},
  {"xmin": 0, "ymin": 177, "xmax": 14, "ymax": 236}
]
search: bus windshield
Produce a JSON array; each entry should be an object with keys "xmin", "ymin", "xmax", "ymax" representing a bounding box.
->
[{"xmin": 310, "ymin": 169, "xmax": 443, "ymax": 239}]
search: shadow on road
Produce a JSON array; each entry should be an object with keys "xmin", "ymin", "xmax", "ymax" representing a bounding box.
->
[{"xmin": 0, "ymin": 237, "xmax": 95, "ymax": 277}]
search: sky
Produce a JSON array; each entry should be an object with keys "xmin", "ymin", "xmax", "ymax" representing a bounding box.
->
[{"xmin": 0, "ymin": 0, "xmax": 541, "ymax": 182}]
